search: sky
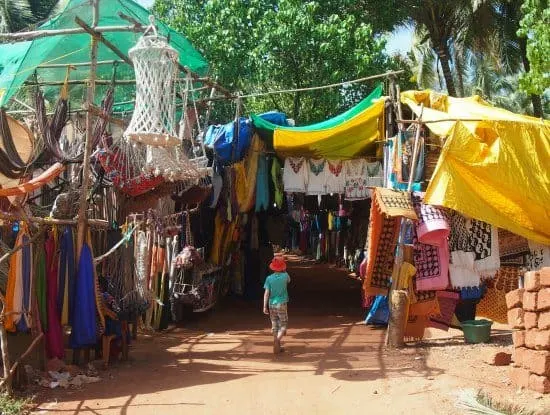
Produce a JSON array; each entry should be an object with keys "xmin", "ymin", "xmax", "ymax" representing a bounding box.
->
[{"xmin": 136, "ymin": 0, "xmax": 413, "ymax": 55}]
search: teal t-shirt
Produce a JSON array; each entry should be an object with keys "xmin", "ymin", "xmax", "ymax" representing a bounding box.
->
[{"xmin": 263, "ymin": 272, "xmax": 290, "ymax": 306}]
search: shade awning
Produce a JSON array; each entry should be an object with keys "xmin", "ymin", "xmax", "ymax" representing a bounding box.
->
[
  {"xmin": 402, "ymin": 90, "xmax": 550, "ymax": 245},
  {"xmin": 252, "ymin": 85, "xmax": 385, "ymax": 160}
]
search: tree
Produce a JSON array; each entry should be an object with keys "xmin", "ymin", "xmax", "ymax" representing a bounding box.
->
[
  {"xmin": 517, "ymin": 0, "xmax": 549, "ymax": 103},
  {"xmin": 0, "ymin": 0, "xmax": 63, "ymax": 33},
  {"xmin": 153, "ymin": 0, "xmax": 410, "ymax": 124}
]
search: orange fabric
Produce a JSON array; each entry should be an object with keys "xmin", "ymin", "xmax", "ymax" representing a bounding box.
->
[
  {"xmin": 0, "ymin": 162, "xmax": 65, "ymax": 196},
  {"xmin": 4, "ymin": 232, "xmax": 23, "ymax": 332}
]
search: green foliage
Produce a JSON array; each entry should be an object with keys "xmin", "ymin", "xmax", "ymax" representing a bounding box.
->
[
  {"xmin": 0, "ymin": 393, "xmax": 30, "ymax": 415},
  {"xmin": 153, "ymin": 0, "xmax": 410, "ymax": 124},
  {"xmin": 518, "ymin": 0, "xmax": 550, "ymax": 95},
  {"xmin": 0, "ymin": 0, "xmax": 62, "ymax": 33}
]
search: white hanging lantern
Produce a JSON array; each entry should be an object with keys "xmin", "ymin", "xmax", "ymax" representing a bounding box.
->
[{"xmin": 124, "ymin": 17, "xmax": 180, "ymax": 147}]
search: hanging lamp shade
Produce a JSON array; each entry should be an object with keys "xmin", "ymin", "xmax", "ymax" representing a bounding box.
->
[{"xmin": 124, "ymin": 33, "xmax": 180, "ymax": 147}]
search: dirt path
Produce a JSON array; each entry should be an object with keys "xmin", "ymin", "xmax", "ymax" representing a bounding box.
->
[{"xmin": 32, "ymin": 258, "xmax": 550, "ymax": 414}]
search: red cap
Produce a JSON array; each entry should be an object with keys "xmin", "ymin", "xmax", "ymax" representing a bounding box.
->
[{"xmin": 269, "ymin": 256, "xmax": 287, "ymax": 272}]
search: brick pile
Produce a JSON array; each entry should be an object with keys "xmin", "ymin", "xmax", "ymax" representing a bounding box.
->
[{"xmin": 507, "ymin": 268, "xmax": 550, "ymax": 393}]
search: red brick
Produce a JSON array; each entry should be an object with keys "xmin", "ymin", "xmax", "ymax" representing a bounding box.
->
[
  {"xmin": 535, "ymin": 330, "xmax": 550, "ymax": 350},
  {"xmin": 529, "ymin": 374, "xmax": 550, "ymax": 393},
  {"xmin": 538, "ymin": 288, "xmax": 550, "ymax": 311},
  {"xmin": 509, "ymin": 366, "xmax": 531, "ymax": 388},
  {"xmin": 512, "ymin": 347, "xmax": 528, "ymax": 367},
  {"xmin": 506, "ymin": 289, "xmax": 524, "ymax": 309},
  {"xmin": 525, "ymin": 312, "xmax": 539, "ymax": 330},
  {"xmin": 524, "ymin": 291, "xmax": 538, "ymax": 311},
  {"xmin": 526, "ymin": 330, "xmax": 539, "ymax": 349},
  {"xmin": 523, "ymin": 349, "xmax": 550, "ymax": 376},
  {"xmin": 508, "ymin": 308, "xmax": 525, "ymax": 329},
  {"xmin": 539, "ymin": 311, "xmax": 550, "ymax": 330},
  {"xmin": 541, "ymin": 268, "xmax": 550, "ymax": 286},
  {"xmin": 525, "ymin": 271, "xmax": 541, "ymax": 292},
  {"xmin": 513, "ymin": 330, "xmax": 526, "ymax": 348},
  {"xmin": 486, "ymin": 351, "xmax": 512, "ymax": 366}
]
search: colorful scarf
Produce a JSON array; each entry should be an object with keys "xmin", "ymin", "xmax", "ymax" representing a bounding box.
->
[
  {"xmin": 45, "ymin": 234, "xmax": 64, "ymax": 359},
  {"xmin": 429, "ymin": 291, "xmax": 460, "ymax": 331}
]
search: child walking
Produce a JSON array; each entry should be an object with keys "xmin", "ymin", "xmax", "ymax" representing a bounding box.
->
[{"xmin": 263, "ymin": 256, "xmax": 290, "ymax": 354}]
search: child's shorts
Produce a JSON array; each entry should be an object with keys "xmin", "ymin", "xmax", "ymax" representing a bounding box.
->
[{"xmin": 269, "ymin": 303, "xmax": 288, "ymax": 334}]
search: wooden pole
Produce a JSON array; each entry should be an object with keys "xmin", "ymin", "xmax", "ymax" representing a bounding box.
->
[
  {"xmin": 0, "ymin": 333, "xmax": 44, "ymax": 390},
  {"xmin": 0, "ymin": 212, "xmax": 109, "ymax": 229},
  {"xmin": 0, "ymin": 322, "xmax": 11, "ymax": 394},
  {"xmin": 76, "ymin": 0, "xmax": 100, "ymax": 259},
  {"xmin": 0, "ymin": 24, "xmax": 144, "ymax": 41},
  {"xmin": 38, "ymin": 59, "xmax": 125, "ymax": 68}
]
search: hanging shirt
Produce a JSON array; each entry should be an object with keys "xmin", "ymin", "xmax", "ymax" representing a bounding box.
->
[
  {"xmin": 366, "ymin": 161, "xmax": 384, "ymax": 188},
  {"xmin": 325, "ymin": 160, "xmax": 346, "ymax": 195},
  {"xmin": 306, "ymin": 159, "xmax": 327, "ymax": 195},
  {"xmin": 344, "ymin": 159, "xmax": 369, "ymax": 200},
  {"xmin": 283, "ymin": 157, "xmax": 308, "ymax": 193}
]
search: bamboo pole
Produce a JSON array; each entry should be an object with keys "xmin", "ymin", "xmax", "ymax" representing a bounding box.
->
[
  {"xmin": 84, "ymin": 103, "xmax": 127, "ymax": 128},
  {"xmin": 76, "ymin": 0, "xmax": 100, "ymax": 260},
  {"xmin": 75, "ymin": 17, "xmax": 133, "ymax": 66},
  {"xmin": 0, "ymin": 334, "xmax": 44, "ymax": 390},
  {"xmin": 0, "ymin": 322, "xmax": 11, "ymax": 394},
  {"xmin": 397, "ymin": 118, "xmax": 484, "ymax": 124},
  {"xmin": 0, "ymin": 225, "xmax": 46, "ymax": 266},
  {"xmin": 0, "ymin": 25, "xmax": 144, "ymax": 41},
  {"xmin": 0, "ymin": 212, "xmax": 109, "ymax": 229},
  {"xmin": 38, "ymin": 59, "xmax": 126, "ymax": 68}
]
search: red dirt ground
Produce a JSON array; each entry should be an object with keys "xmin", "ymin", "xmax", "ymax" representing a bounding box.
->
[{"xmin": 32, "ymin": 256, "xmax": 550, "ymax": 414}]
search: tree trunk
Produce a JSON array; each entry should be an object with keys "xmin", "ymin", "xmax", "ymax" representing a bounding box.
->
[
  {"xmin": 519, "ymin": 37, "xmax": 543, "ymax": 118},
  {"xmin": 435, "ymin": 45, "xmax": 457, "ymax": 97},
  {"xmin": 453, "ymin": 48, "xmax": 465, "ymax": 98}
]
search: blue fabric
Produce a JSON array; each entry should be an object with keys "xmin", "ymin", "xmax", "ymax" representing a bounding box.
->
[
  {"xmin": 58, "ymin": 228, "xmax": 75, "ymax": 322},
  {"xmin": 365, "ymin": 295, "xmax": 389, "ymax": 325},
  {"xmin": 257, "ymin": 111, "xmax": 287, "ymax": 126},
  {"xmin": 16, "ymin": 236, "xmax": 31, "ymax": 332},
  {"xmin": 460, "ymin": 286, "xmax": 485, "ymax": 300},
  {"xmin": 70, "ymin": 244, "xmax": 98, "ymax": 349},
  {"xmin": 204, "ymin": 118, "xmax": 253, "ymax": 165},
  {"xmin": 255, "ymin": 155, "xmax": 269, "ymax": 212},
  {"xmin": 263, "ymin": 272, "xmax": 290, "ymax": 306}
]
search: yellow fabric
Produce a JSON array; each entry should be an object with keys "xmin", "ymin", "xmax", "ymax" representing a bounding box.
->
[
  {"xmin": 273, "ymin": 99, "xmax": 385, "ymax": 159},
  {"xmin": 401, "ymin": 90, "xmax": 550, "ymax": 245}
]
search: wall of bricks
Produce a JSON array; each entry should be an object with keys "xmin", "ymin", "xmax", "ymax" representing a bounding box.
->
[{"xmin": 507, "ymin": 268, "xmax": 550, "ymax": 393}]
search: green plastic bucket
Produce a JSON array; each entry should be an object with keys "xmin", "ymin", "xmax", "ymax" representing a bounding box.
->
[{"xmin": 461, "ymin": 319, "xmax": 493, "ymax": 344}]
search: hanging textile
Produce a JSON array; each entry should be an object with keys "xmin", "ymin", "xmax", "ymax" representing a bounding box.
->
[
  {"xmin": 325, "ymin": 160, "xmax": 345, "ymax": 195},
  {"xmin": 16, "ymin": 234, "xmax": 32, "ymax": 332},
  {"xmin": 35, "ymin": 243, "xmax": 47, "ymax": 331},
  {"xmin": 58, "ymin": 227, "xmax": 75, "ymax": 326},
  {"xmin": 70, "ymin": 243, "xmax": 98, "ymax": 348},
  {"xmin": 402, "ymin": 90, "xmax": 550, "ymax": 245},
  {"xmin": 271, "ymin": 157, "xmax": 284, "ymax": 208},
  {"xmin": 252, "ymin": 85, "xmax": 384, "ymax": 159},
  {"xmin": 389, "ymin": 130, "xmax": 424, "ymax": 191},
  {"xmin": 498, "ymin": 229, "xmax": 530, "ymax": 267},
  {"xmin": 411, "ymin": 192, "xmax": 450, "ymax": 291},
  {"xmin": 306, "ymin": 159, "xmax": 327, "ymax": 195},
  {"xmin": 362, "ymin": 189, "xmax": 416, "ymax": 296},
  {"xmin": 283, "ymin": 157, "xmax": 308, "ymax": 193},
  {"xmin": 4, "ymin": 229, "xmax": 25, "ymax": 332},
  {"xmin": 0, "ymin": 163, "xmax": 65, "ymax": 196},
  {"xmin": 344, "ymin": 159, "xmax": 369, "ymax": 200},
  {"xmin": 234, "ymin": 135, "xmax": 261, "ymax": 212},
  {"xmin": 255, "ymin": 155, "xmax": 269, "ymax": 212},
  {"xmin": 45, "ymin": 234, "xmax": 64, "ymax": 359},
  {"xmin": 428, "ymin": 291, "xmax": 460, "ymax": 331},
  {"xmin": 526, "ymin": 241, "xmax": 550, "ymax": 270}
]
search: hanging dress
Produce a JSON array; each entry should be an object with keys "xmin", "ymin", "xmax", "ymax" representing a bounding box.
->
[
  {"xmin": 255, "ymin": 155, "xmax": 270, "ymax": 212},
  {"xmin": 283, "ymin": 157, "xmax": 308, "ymax": 193},
  {"xmin": 271, "ymin": 157, "xmax": 284, "ymax": 208},
  {"xmin": 344, "ymin": 159, "xmax": 369, "ymax": 200}
]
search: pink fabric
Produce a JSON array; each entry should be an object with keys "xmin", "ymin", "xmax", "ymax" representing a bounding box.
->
[{"xmin": 45, "ymin": 235, "xmax": 64, "ymax": 359}]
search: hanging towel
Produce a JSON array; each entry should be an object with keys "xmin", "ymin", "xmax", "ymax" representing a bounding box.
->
[
  {"xmin": 470, "ymin": 219, "xmax": 500, "ymax": 278},
  {"xmin": 70, "ymin": 243, "xmax": 98, "ymax": 349}
]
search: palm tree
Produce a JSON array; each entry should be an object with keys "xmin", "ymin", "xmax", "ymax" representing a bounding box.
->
[
  {"xmin": 402, "ymin": 0, "xmax": 473, "ymax": 97},
  {"xmin": 0, "ymin": 0, "xmax": 63, "ymax": 33}
]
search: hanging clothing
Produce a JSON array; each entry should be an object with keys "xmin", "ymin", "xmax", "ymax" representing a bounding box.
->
[
  {"xmin": 283, "ymin": 157, "xmax": 308, "ymax": 193},
  {"xmin": 70, "ymin": 243, "xmax": 98, "ymax": 349},
  {"xmin": 255, "ymin": 155, "xmax": 270, "ymax": 212},
  {"xmin": 209, "ymin": 167, "xmax": 224, "ymax": 209},
  {"xmin": 344, "ymin": 159, "xmax": 369, "ymax": 200},
  {"xmin": 35, "ymin": 243, "xmax": 47, "ymax": 332},
  {"xmin": 306, "ymin": 159, "xmax": 327, "ymax": 195},
  {"xmin": 58, "ymin": 227, "xmax": 75, "ymax": 326},
  {"xmin": 271, "ymin": 157, "xmax": 284, "ymax": 208},
  {"xmin": 325, "ymin": 160, "xmax": 346, "ymax": 195},
  {"xmin": 411, "ymin": 192, "xmax": 450, "ymax": 291},
  {"xmin": 365, "ymin": 161, "xmax": 384, "ymax": 189},
  {"xmin": 44, "ymin": 236, "xmax": 64, "ymax": 359},
  {"xmin": 526, "ymin": 241, "xmax": 550, "ymax": 270}
]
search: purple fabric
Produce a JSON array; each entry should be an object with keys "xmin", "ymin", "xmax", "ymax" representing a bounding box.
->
[{"xmin": 45, "ymin": 236, "xmax": 64, "ymax": 359}]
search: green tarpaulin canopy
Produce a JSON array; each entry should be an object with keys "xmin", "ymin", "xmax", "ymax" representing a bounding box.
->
[{"xmin": 0, "ymin": 0, "xmax": 208, "ymax": 109}]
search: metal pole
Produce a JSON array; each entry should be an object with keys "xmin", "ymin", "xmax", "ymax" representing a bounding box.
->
[{"xmin": 76, "ymin": 0, "xmax": 100, "ymax": 259}]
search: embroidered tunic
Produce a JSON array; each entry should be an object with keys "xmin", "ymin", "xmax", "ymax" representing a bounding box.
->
[
  {"xmin": 344, "ymin": 159, "xmax": 369, "ymax": 200},
  {"xmin": 306, "ymin": 159, "xmax": 327, "ymax": 195},
  {"xmin": 325, "ymin": 160, "xmax": 346, "ymax": 194},
  {"xmin": 283, "ymin": 157, "xmax": 308, "ymax": 193}
]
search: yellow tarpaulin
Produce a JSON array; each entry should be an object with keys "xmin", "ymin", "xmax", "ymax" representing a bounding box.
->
[
  {"xmin": 402, "ymin": 90, "xmax": 550, "ymax": 245},
  {"xmin": 272, "ymin": 99, "xmax": 385, "ymax": 159}
]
